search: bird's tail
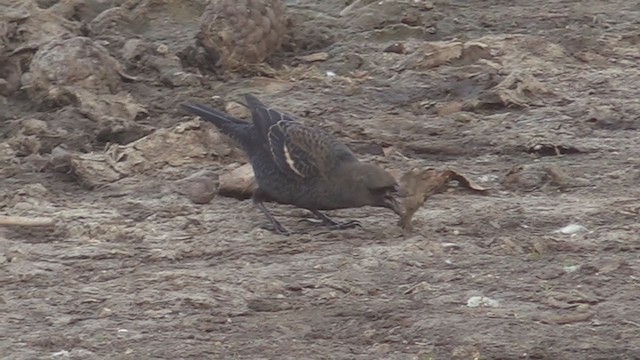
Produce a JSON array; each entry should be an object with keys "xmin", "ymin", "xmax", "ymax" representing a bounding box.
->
[{"xmin": 181, "ymin": 103, "xmax": 253, "ymax": 148}]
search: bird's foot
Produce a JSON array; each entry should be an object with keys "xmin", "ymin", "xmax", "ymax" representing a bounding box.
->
[
  {"xmin": 259, "ymin": 221, "xmax": 291, "ymax": 236},
  {"xmin": 299, "ymin": 217, "xmax": 362, "ymax": 230},
  {"xmin": 326, "ymin": 219, "xmax": 362, "ymax": 230}
]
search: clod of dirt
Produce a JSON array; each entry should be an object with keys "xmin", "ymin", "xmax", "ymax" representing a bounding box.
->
[
  {"xmin": 398, "ymin": 168, "xmax": 488, "ymax": 231},
  {"xmin": 24, "ymin": 36, "xmax": 126, "ymax": 103},
  {"xmin": 5, "ymin": 117, "xmax": 71, "ymax": 156},
  {"xmin": 1, "ymin": 0, "xmax": 80, "ymax": 46},
  {"xmin": 540, "ymin": 311, "xmax": 594, "ymax": 325},
  {"xmin": 0, "ymin": 1, "xmax": 78, "ymax": 96},
  {"xmin": 17, "ymin": 32, "xmax": 149, "ymax": 146},
  {"xmin": 469, "ymin": 71, "xmax": 553, "ymax": 110},
  {"xmin": 502, "ymin": 164, "xmax": 590, "ymax": 192},
  {"xmin": 218, "ymin": 163, "xmax": 256, "ymax": 200},
  {"xmin": 45, "ymin": 145, "xmax": 74, "ymax": 173},
  {"xmin": 0, "ymin": 58, "xmax": 22, "ymax": 96},
  {"xmin": 282, "ymin": 7, "xmax": 336, "ymax": 54},
  {"xmin": 48, "ymin": 0, "xmax": 116, "ymax": 23},
  {"xmin": 71, "ymin": 88, "xmax": 149, "ymax": 142},
  {"xmin": 70, "ymin": 151, "xmax": 125, "ymax": 188},
  {"xmin": 398, "ymin": 41, "xmax": 492, "ymax": 71},
  {"xmin": 85, "ymin": 5, "xmax": 131, "ymax": 38},
  {"xmin": 173, "ymin": 170, "xmax": 218, "ymax": 204},
  {"xmin": 344, "ymin": 0, "xmax": 433, "ymax": 32},
  {"xmin": 197, "ymin": 0, "xmax": 289, "ymax": 71},
  {"xmin": 121, "ymin": 38, "xmax": 203, "ymax": 87},
  {"xmin": 19, "ymin": 118, "xmax": 47, "ymax": 135},
  {"xmin": 67, "ymin": 120, "xmax": 232, "ymax": 189},
  {"xmin": 383, "ymin": 42, "xmax": 406, "ymax": 54},
  {"xmin": 432, "ymin": 71, "xmax": 553, "ymax": 115}
]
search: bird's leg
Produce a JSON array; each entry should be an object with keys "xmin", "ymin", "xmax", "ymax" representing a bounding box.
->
[
  {"xmin": 253, "ymin": 194, "xmax": 290, "ymax": 235},
  {"xmin": 308, "ymin": 210, "xmax": 362, "ymax": 230}
]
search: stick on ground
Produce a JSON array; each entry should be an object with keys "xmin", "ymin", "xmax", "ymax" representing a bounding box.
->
[{"xmin": 0, "ymin": 216, "xmax": 56, "ymax": 227}]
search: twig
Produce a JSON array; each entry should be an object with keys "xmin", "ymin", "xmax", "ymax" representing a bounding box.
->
[{"xmin": 0, "ymin": 216, "xmax": 56, "ymax": 227}]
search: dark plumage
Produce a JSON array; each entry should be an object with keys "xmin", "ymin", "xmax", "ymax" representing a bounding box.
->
[{"xmin": 181, "ymin": 94, "xmax": 401, "ymax": 235}]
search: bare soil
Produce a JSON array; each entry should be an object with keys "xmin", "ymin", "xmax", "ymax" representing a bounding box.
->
[{"xmin": 2, "ymin": 0, "xmax": 639, "ymax": 359}]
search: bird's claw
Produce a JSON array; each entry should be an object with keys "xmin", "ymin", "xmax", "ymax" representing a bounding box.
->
[
  {"xmin": 298, "ymin": 218, "xmax": 323, "ymax": 225},
  {"xmin": 327, "ymin": 220, "xmax": 362, "ymax": 230},
  {"xmin": 259, "ymin": 222, "xmax": 291, "ymax": 236},
  {"xmin": 299, "ymin": 217, "xmax": 362, "ymax": 230}
]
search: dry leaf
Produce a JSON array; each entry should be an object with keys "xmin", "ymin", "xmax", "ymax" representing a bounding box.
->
[
  {"xmin": 397, "ymin": 168, "xmax": 448, "ymax": 231},
  {"xmin": 444, "ymin": 169, "xmax": 489, "ymax": 192},
  {"xmin": 398, "ymin": 168, "xmax": 489, "ymax": 230}
]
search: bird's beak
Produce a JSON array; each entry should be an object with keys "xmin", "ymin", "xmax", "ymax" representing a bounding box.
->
[{"xmin": 384, "ymin": 194, "xmax": 403, "ymax": 216}]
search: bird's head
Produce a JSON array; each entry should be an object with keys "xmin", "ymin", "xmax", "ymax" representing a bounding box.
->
[{"xmin": 340, "ymin": 162, "xmax": 403, "ymax": 216}]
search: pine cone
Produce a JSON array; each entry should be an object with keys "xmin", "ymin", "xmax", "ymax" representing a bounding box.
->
[{"xmin": 198, "ymin": 0, "xmax": 288, "ymax": 70}]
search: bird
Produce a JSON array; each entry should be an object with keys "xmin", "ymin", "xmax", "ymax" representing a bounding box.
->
[{"xmin": 181, "ymin": 94, "xmax": 402, "ymax": 235}]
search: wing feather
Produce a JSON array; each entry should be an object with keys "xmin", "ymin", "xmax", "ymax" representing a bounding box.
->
[
  {"xmin": 244, "ymin": 94, "xmax": 357, "ymax": 179},
  {"xmin": 268, "ymin": 120, "xmax": 356, "ymax": 179}
]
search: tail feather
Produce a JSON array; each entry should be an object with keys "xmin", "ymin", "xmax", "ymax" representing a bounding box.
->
[
  {"xmin": 181, "ymin": 103, "xmax": 253, "ymax": 147},
  {"xmin": 243, "ymin": 94, "xmax": 273, "ymax": 138},
  {"xmin": 244, "ymin": 94, "xmax": 268, "ymax": 111},
  {"xmin": 243, "ymin": 94, "xmax": 299, "ymax": 141}
]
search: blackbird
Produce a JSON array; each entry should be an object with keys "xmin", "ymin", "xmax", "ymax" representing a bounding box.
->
[{"xmin": 181, "ymin": 94, "xmax": 401, "ymax": 235}]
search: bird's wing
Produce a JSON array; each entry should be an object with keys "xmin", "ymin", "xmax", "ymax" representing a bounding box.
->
[
  {"xmin": 243, "ymin": 94, "xmax": 358, "ymax": 178},
  {"xmin": 267, "ymin": 121, "xmax": 357, "ymax": 179},
  {"xmin": 244, "ymin": 94, "xmax": 297, "ymax": 138}
]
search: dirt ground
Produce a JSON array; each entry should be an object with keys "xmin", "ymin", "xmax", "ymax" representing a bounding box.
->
[{"xmin": 1, "ymin": 0, "xmax": 640, "ymax": 359}]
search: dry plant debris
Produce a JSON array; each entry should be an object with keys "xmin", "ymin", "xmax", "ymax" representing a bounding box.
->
[{"xmin": 398, "ymin": 168, "xmax": 488, "ymax": 231}]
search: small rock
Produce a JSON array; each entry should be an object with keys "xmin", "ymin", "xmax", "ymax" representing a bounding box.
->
[
  {"xmin": 156, "ymin": 44, "xmax": 169, "ymax": 54},
  {"xmin": 383, "ymin": 42, "xmax": 406, "ymax": 54},
  {"xmin": 68, "ymin": 349, "xmax": 97, "ymax": 359},
  {"xmin": 17, "ymin": 183, "xmax": 49, "ymax": 197},
  {"xmin": 563, "ymin": 264, "xmax": 580, "ymax": 273},
  {"xmin": 27, "ymin": 36, "xmax": 124, "ymax": 102},
  {"xmin": 99, "ymin": 307, "xmax": 113, "ymax": 317},
  {"xmin": 173, "ymin": 170, "xmax": 218, "ymax": 204},
  {"xmin": 122, "ymin": 38, "xmax": 146, "ymax": 62},
  {"xmin": 51, "ymin": 350, "xmax": 70, "ymax": 357},
  {"xmin": 47, "ymin": 146, "xmax": 74, "ymax": 173},
  {"xmin": 225, "ymin": 101, "xmax": 250, "ymax": 119},
  {"xmin": 218, "ymin": 163, "xmax": 256, "ymax": 199},
  {"xmin": 555, "ymin": 224, "xmax": 588, "ymax": 235},
  {"xmin": 467, "ymin": 296, "xmax": 500, "ymax": 308},
  {"xmin": 20, "ymin": 118, "xmax": 48, "ymax": 136}
]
